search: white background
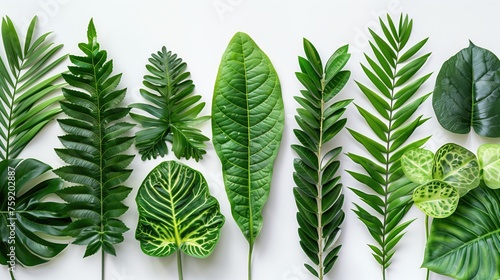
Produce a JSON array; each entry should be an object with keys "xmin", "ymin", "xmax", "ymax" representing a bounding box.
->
[{"xmin": 2, "ymin": 0, "xmax": 499, "ymax": 279}]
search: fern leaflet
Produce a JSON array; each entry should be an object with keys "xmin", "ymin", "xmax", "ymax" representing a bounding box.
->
[
  {"xmin": 53, "ymin": 19, "xmax": 135, "ymax": 279},
  {"xmin": 347, "ymin": 14, "xmax": 432, "ymax": 279}
]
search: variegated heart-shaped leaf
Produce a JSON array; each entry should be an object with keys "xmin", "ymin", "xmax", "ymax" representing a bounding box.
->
[
  {"xmin": 433, "ymin": 143, "xmax": 480, "ymax": 196},
  {"xmin": 412, "ymin": 181, "xmax": 459, "ymax": 218},
  {"xmin": 478, "ymin": 144, "xmax": 500, "ymax": 189},
  {"xmin": 135, "ymin": 161, "xmax": 225, "ymax": 259},
  {"xmin": 401, "ymin": 148, "xmax": 434, "ymax": 184}
]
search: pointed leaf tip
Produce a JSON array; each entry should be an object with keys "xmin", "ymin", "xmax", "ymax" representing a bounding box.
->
[{"xmin": 87, "ymin": 18, "xmax": 97, "ymax": 42}]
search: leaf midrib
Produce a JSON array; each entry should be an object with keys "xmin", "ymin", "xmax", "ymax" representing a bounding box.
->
[{"xmin": 239, "ymin": 34, "xmax": 254, "ymax": 247}]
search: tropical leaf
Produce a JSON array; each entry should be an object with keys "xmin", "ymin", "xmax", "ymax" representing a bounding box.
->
[
  {"xmin": 135, "ymin": 161, "xmax": 225, "ymax": 279},
  {"xmin": 433, "ymin": 42, "xmax": 500, "ymax": 137},
  {"xmin": 423, "ymin": 182, "xmax": 500, "ymax": 280},
  {"xmin": 0, "ymin": 159, "xmax": 71, "ymax": 268},
  {"xmin": 0, "ymin": 16, "xmax": 66, "ymax": 160},
  {"xmin": 292, "ymin": 38, "xmax": 351, "ymax": 279},
  {"xmin": 432, "ymin": 143, "xmax": 480, "ymax": 196},
  {"xmin": 212, "ymin": 32, "xmax": 284, "ymax": 279},
  {"xmin": 347, "ymin": 14, "xmax": 432, "ymax": 278},
  {"xmin": 53, "ymin": 19, "xmax": 134, "ymax": 270},
  {"xmin": 478, "ymin": 143, "xmax": 500, "ymax": 189},
  {"xmin": 130, "ymin": 47, "xmax": 209, "ymax": 161},
  {"xmin": 401, "ymin": 148, "xmax": 433, "ymax": 184},
  {"xmin": 412, "ymin": 180, "xmax": 459, "ymax": 218}
]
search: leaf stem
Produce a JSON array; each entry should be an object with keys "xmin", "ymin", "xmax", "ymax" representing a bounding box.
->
[
  {"xmin": 248, "ymin": 243, "xmax": 253, "ymax": 280},
  {"xmin": 425, "ymin": 215, "xmax": 430, "ymax": 280},
  {"xmin": 9, "ymin": 269, "xmax": 15, "ymax": 280},
  {"xmin": 177, "ymin": 250, "xmax": 184, "ymax": 280},
  {"xmin": 102, "ymin": 249, "xmax": 105, "ymax": 280}
]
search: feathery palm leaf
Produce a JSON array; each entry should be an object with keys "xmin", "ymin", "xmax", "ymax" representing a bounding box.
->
[
  {"xmin": 130, "ymin": 47, "xmax": 209, "ymax": 161},
  {"xmin": 0, "ymin": 16, "xmax": 66, "ymax": 160},
  {"xmin": 292, "ymin": 39, "xmax": 351, "ymax": 279},
  {"xmin": 347, "ymin": 14, "xmax": 432, "ymax": 279},
  {"xmin": 53, "ymin": 19, "xmax": 135, "ymax": 274},
  {"xmin": 0, "ymin": 16, "xmax": 69, "ymax": 279}
]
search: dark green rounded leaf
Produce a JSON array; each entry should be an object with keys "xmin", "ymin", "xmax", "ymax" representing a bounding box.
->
[{"xmin": 433, "ymin": 42, "xmax": 500, "ymax": 137}]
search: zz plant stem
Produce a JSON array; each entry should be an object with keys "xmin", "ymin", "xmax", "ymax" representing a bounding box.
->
[{"xmin": 347, "ymin": 14, "xmax": 432, "ymax": 279}]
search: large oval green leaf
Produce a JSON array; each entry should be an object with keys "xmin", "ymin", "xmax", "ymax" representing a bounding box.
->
[
  {"xmin": 212, "ymin": 32, "xmax": 284, "ymax": 247},
  {"xmin": 433, "ymin": 42, "xmax": 500, "ymax": 137},
  {"xmin": 423, "ymin": 182, "xmax": 500, "ymax": 280},
  {"xmin": 135, "ymin": 161, "xmax": 224, "ymax": 259}
]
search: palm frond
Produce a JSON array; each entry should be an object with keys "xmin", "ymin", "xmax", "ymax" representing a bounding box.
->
[
  {"xmin": 0, "ymin": 16, "xmax": 66, "ymax": 160},
  {"xmin": 130, "ymin": 47, "xmax": 209, "ymax": 161},
  {"xmin": 53, "ymin": 19, "xmax": 134, "ymax": 264},
  {"xmin": 347, "ymin": 14, "xmax": 432, "ymax": 279},
  {"xmin": 293, "ymin": 38, "xmax": 352, "ymax": 279}
]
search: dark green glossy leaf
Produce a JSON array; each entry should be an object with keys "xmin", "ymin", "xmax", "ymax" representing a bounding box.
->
[
  {"xmin": 0, "ymin": 159, "xmax": 70, "ymax": 267},
  {"xmin": 433, "ymin": 42, "xmax": 500, "ymax": 137}
]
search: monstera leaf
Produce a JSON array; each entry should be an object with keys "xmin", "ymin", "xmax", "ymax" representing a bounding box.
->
[
  {"xmin": 0, "ymin": 159, "xmax": 70, "ymax": 270},
  {"xmin": 135, "ymin": 161, "xmax": 224, "ymax": 280},
  {"xmin": 433, "ymin": 42, "xmax": 500, "ymax": 137},
  {"xmin": 130, "ymin": 47, "xmax": 210, "ymax": 161},
  {"xmin": 212, "ymin": 32, "xmax": 284, "ymax": 279},
  {"xmin": 423, "ymin": 182, "xmax": 500, "ymax": 280}
]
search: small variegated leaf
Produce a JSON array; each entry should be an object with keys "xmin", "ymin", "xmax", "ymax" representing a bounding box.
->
[
  {"xmin": 433, "ymin": 143, "xmax": 480, "ymax": 196},
  {"xmin": 478, "ymin": 144, "xmax": 500, "ymax": 189},
  {"xmin": 413, "ymin": 181, "xmax": 459, "ymax": 218},
  {"xmin": 401, "ymin": 148, "xmax": 434, "ymax": 184}
]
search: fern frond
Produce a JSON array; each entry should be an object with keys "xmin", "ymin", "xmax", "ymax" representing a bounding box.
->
[
  {"xmin": 53, "ymin": 19, "xmax": 134, "ymax": 264},
  {"xmin": 0, "ymin": 16, "xmax": 66, "ymax": 160},
  {"xmin": 347, "ymin": 14, "xmax": 432, "ymax": 279},
  {"xmin": 130, "ymin": 47, "xmax": 209, "ymax": 161},
  {"xmin": 293, "ymin": 38, "xmax": 352, "ymax": 279}
]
